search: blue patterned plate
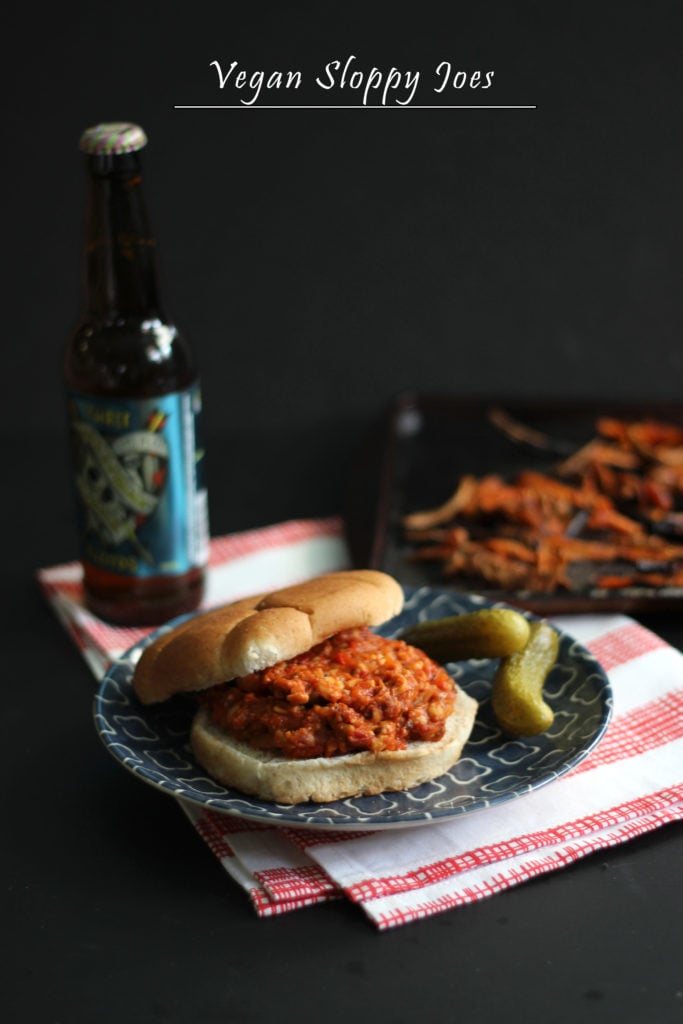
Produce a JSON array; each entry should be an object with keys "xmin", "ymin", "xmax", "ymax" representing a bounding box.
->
[{"xmin": 93, "ymin": 587, "xmax": 613, "ymax": 831}]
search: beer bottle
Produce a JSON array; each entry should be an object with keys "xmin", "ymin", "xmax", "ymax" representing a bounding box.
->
[{"xmin": 64, "ymin": 122, "xmax": 210, "ymax": 625}]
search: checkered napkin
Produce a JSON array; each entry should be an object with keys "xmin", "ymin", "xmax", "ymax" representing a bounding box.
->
[{"xmin": 38, "ymin": 518, "xmax": 683, "ymax": 929}]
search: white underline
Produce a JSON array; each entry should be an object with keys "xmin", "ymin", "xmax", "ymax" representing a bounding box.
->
[{"xmin": 174, "ymin": 104, "xmax": 537, "ymax": 110}]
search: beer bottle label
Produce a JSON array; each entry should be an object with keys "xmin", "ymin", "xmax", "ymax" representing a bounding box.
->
[{"xmin": 67, "ymin": 385, "xmax": 209, "ymax": 578}]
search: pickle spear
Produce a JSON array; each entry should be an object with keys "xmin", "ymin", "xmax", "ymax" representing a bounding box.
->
[
  {"xmin": 491, "ymin": 620, "xmax": 560, "ymax": 736},
  {"xmin": 400, "ymin": 608, "xmax": 531, "ymax": 662}
]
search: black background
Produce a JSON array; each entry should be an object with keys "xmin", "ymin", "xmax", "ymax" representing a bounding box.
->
[
  {"xmin": 5, "ymin": 3, "xmax": 683, "ymax": 1022},
  {"xmin": 8, "ymin": 0, "xmax": 683, "ymax": 547}
]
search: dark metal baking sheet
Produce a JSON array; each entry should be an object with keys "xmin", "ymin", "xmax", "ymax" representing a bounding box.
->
[{"xmin": 365, "ymin": 392, "xmax": 683, "ymax": 615}]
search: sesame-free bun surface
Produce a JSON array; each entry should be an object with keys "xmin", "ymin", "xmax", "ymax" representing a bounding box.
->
[
  {"xmin": 133, "ymin": 570, "xmax": 404, "ymax": 705},
  {"xmin": 190, "ymin": 689, "xmax": 478, "ymax": 804}
]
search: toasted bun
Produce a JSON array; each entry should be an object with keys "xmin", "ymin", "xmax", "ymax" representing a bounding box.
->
[
  {"xmin": 133, "ymin": 570, "xmax": 404, "ymax": 705},
  {"xmin": 190, "ymin": 689, "xmax": 478, "ymax": 804}
]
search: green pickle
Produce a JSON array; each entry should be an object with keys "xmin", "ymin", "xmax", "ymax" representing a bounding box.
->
[
  {"xmin": 401, "ymin": 608, "xmax": 531, "ymax": 662},
  {"xmin": 491, "ymin": 621, "xmax": 560, "ymax": 736}
]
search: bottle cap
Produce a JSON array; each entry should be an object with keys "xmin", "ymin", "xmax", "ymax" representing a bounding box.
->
[{"xmin": 79, "ymin": 122, "xmax": 148, "ymax": 156}]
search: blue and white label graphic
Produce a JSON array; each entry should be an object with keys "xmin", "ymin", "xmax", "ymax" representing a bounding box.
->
[{"xmin": 67, "ymin": 385, "xmax": 209, "ymax": 577}]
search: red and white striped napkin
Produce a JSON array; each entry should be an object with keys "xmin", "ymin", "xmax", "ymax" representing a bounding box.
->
[{"xmin": 38, "ymin": 519, "xmax": 683, "ymax": 929}]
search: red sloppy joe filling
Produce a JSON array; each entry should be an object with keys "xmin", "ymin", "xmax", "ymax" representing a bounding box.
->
[{"xmin": 199, "ymin": 626, "xmax": 456, "ymax": 760}]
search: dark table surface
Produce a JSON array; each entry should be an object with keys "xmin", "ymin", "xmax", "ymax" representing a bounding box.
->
[{"xmin": 5, "ymin": 428, "xmax": 683, "ymax": 1024}]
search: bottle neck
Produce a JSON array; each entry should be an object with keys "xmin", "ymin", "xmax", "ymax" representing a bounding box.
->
[{"xmin": 82, "ymin": 152, "xmax": 164, "ymax": 321}]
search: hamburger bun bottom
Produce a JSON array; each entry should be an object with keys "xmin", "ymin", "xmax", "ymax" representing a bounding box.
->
[{"xmin": 190, "ymin": 689, "xmax": 478, "ymax": 805}]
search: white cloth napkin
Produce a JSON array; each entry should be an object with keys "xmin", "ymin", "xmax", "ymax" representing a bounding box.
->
[{"xmin": 38, "ymin": 519, "xmax": 683, "ymax": 929}]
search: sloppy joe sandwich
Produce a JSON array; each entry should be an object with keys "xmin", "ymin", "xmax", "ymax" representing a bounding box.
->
[{"xmin": 133, "ymin": 570, "xmax": 478, "ymax": 804}]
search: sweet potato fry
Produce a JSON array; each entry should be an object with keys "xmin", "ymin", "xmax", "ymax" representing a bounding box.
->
[{"xmin": 403, "ymin": 475, "xmax": 478, "ymax": 530}]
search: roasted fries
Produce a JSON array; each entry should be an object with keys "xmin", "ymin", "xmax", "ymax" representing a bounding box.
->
[{"xmin": 403, "ymin": 416, "xmax": 683, "ymax": 594}]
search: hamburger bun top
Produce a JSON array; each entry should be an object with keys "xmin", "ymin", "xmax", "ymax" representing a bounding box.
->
[{"xmin": 133, "ymin": 570, "xmax": 404, "ymax": 705}]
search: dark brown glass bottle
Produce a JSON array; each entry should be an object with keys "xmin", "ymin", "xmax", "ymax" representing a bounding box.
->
[{"xmin": 64, "ymin": 123, "xmax": 209, "ymax": 626}]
